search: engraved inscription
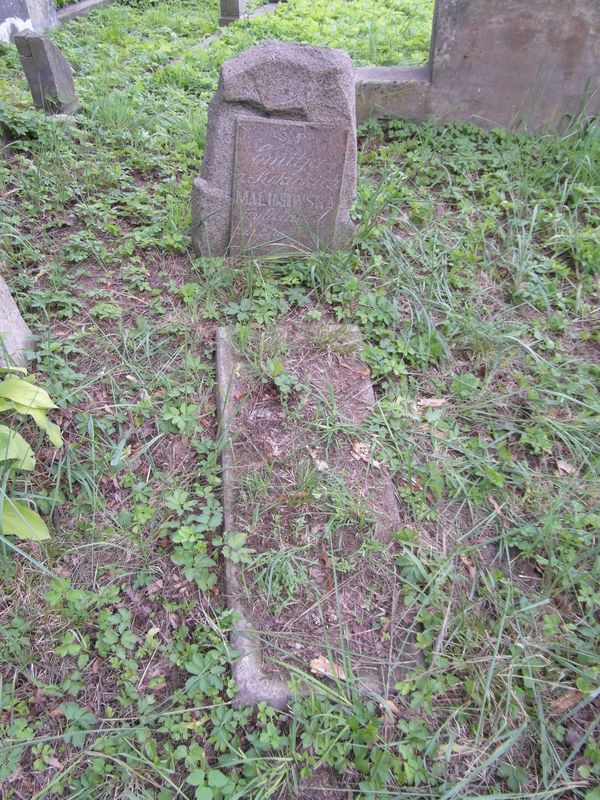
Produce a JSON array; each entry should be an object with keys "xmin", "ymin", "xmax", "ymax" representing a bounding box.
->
[{"xmin": 230, "ymin": 117, "xmax": 349, "ymax": 255}]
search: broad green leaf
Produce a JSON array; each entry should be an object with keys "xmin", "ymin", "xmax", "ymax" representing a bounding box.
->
[
  {"xmin": 1, "ymin": 498, "xmax": 50, "ymax": 541},
  {"xmin": 4, "ymin": 404, "xmax": 63, "ymax": 448},
  {"xmin": 0, "ymin": 425, "xmax": 35, "ymax": 470},
  {"xmin": 186, "ymin": 769, "xmax": 206, "ymax": 787},
  {"xmin": 0, "ymin": 367, "xmax": 27, "ymax": 376},
  {"xmin": 207, "ymin": 770, "xmax": 228, "ymax": 788},
  {"xmin": 0, "ymin": 378, "xmax": 57, "ymax": 410},
  {"xmin": 27, "ymin": 408, "xmax": 63, "ymax": 448}
]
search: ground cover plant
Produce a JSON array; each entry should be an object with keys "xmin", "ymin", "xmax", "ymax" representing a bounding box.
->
[{"xmin": 0, "ymin": 0, "xmax": 599, "ymax": 797}]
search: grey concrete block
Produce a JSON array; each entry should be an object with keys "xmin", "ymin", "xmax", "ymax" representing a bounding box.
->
[
  {"xmin": 430, "ymin": 0, "xmax": 600, "ymax": 130},
  {"xmin": 14, "ymin": 29, "xmax": 79, "ymax": 115},
  {"xmin": 355, "ymin": 65, "xmax": 431, "ymax": 125}
]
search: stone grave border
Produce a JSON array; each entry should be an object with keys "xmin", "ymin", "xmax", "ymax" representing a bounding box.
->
[
  {"xmin": 215, "ymin": 327, "xmax": 292, "ymax": 709},
  {"xmin": 56, "ymin": 0, "xmax": 112, "ymax": 23}
]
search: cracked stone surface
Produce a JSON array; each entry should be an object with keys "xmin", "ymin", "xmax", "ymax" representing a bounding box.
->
[{"xmin": 191, "ymin": 40, "xmax": 356, "ymax": 257}]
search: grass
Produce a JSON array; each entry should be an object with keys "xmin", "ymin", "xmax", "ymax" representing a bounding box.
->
[{"xmin": 1, "ymin": 0, "xmax": 599, "ymax": 797}]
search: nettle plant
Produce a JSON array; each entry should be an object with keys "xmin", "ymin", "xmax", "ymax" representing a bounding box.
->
[{"xmin": 0, "ymin": 367, "xmax": 62, "ymax": 542}]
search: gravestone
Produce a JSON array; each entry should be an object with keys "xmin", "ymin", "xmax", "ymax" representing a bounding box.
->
[
  {"xmin": 0, "ymin": 0, "xmax": 57, "ymax": 42},
  {"xmin": 0, "ymin": 276, "xmax": 32, "ymax": 367},
  {"xmin": 192, "ymin": 41, "xmax": 356, "ymax": 257},
  {"xmin": 219, "ymin": 0, "xmax": 245, "ymax": 27},
  {"xmin": 14, "ymin": 30, "xmax": 78, "ymax": 115},
  {"xmin": 356, "ymin": 0, "xmax": 600, "ymax": 131}
]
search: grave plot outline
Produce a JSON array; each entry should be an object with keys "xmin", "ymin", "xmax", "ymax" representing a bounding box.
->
[{"xmin": 215, "ymin": 322, "xmax": 420, "ymax": 709}]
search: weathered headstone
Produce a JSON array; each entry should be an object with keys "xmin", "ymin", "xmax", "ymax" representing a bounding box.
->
[
  {"xmin": 14, "ymin": 30, "xmax": 78, "ymax": 115},
  {"xmin": 0, "ymin": 276, "xmax": 32, "ymax": 367},
  {"xmin": 192, "ymin": 41, "xmax": 357, "ymax": 257},
  {"xmin": 0, "ymin": 0, "xmax": 56, "ymax": 43},
  {"xmin": 356, "ymin": 0, "xmax": 600, "ymax": 131},
  {"xmin": 219, "ymin": 0, "xmax": 245, "ymax": 27}
]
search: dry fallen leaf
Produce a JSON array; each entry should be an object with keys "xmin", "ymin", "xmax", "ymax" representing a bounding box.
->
[
  {"xmin": 487, "ymin": 494, "xmax": 508, "ymax": 527},
  {"xmin": 381, "ymin": 699, "xmax": 401, "ymax": 718},
  {"xmin": 310, "ymin": 655, "xmax": 347, "ymax": 682},
  {"xmin": 340, "ymin": 362, "xmax": 370, "ymax": 377},
  {"xmin": 552, "ymin": 690, "xmax": 583, "ymax": 714},
  {"xmin": 556, "ymin": 459, "xmax": 575, "ymax": 476},
  {"xmin": 398, "ymin": 475, "xmax": 423, "ymax": 492},
  {"xmin": 417, "ymin": 398, "xmax": 448, "ymax": 409},
  {"xmin": 351, "ymin": 442, "xmax": 381, "ymax": 468},
  {"xmin": 460, "ymin": 554, "xmax": 476, "ymax": 579},
  {"xmin": 308, "ymin": 448, "xmax": 329, "ymax": 472}
]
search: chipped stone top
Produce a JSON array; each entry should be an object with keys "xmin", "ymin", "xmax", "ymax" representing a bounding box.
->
[{"xmin": 220, "ymin": 40, "xmax": 355, "ymax": 123}]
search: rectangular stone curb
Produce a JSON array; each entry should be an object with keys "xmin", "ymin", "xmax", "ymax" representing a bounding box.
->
[
  {"xmin": 216, "ymin": 327, "xmax": 292, "ymax": 709},
  {"xmin": 355, "ymin": 65, "xmax": 432, "ymax": 125},
  {"xmin": 0, "ymin": 274, "xmax": 32, "ymax": 367},
  {"xmin": 57, "ymin": 0, "xmax": 112, "ymax": 23}
]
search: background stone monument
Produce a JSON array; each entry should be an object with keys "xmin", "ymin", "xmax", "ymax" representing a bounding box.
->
[
  {"xmin": 192, "ymin": 41, "xmax": 357, "ymax": 258},
  {"xmin": 14, "ymin": 30, "xmax": 79, "ymax": 114},
  {"xmin": 0, "ymin": 0, "xmax": 57, "ymax": 42},
  {"xmin": 219, "ymin": 0, "xmax": 245, "ymax": 27},
  {"xmin": 356, "ymin": 0, "xmax": 600, "ymax": 131}
]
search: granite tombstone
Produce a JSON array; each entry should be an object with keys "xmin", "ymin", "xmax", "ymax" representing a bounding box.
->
[{"xmin": 191, "ymin": 41, "xmax": 356, "ymax": 257}]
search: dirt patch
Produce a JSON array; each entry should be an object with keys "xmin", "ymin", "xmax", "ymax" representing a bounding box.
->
[{"xmin": 216, "ymin": 314, "xmax": 420, "ymax": 707}]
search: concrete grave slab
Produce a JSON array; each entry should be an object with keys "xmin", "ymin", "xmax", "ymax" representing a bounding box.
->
[
  {"xmin": 0, "ymin": 0, "xmax": 56, "ymax": 42},
  {"xmin": 216, "ymin": 320, "xmax": 419, "ymax": 708},
  {"xmin": 356, "ymin": 0, "xmax": 600, "ymax": 131},
  {"xmin": 0, "ymin": 276, "xmax": 32, "ymax": 368},
  {"xmin": 14, "ymin": 29, "xmax": 78, "ymax": 114},
  {"xmin": 192, "ymin": 41, "xmax": 357, "ymax": 257}
]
